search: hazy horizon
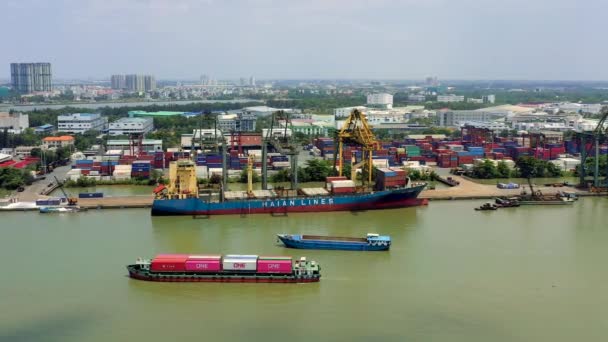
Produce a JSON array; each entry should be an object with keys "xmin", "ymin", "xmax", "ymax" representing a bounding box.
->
[{"xmin": 2, "ymin": 0, "xmax": 606, "ymax": 81}]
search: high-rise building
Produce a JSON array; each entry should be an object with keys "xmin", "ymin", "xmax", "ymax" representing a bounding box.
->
[
  {"xmin": 125, "ymin": 74, "xmax": 145, "ymax": 92},
  {"xmin": 144, "ymin": 75, "xmax": 156, "ymax": 91},
  {"xmin": 111, "ymin": 75, "xmax": 126, "ymax": 89},
  {"xmin": 200, "ymin": 74, "xmax": 210, "ymax": 85},
  {"xmin": 10, "ymin": 63, "xmax": 52, "ymax": 93},
  {"xmin": 249, "ymin": 76, "xmax": 256, "ymax": 87},
  {"xmin": 367, "ymin": 93, "xmax": 393, "ymax": 109},
  {"xmin": 239, "ymin": 77, "xmax": 247, "ymax": 86}
]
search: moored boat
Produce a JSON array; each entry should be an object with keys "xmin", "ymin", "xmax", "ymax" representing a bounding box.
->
[
  {"xmin": 127, "ymin": 254, "xmax": 321, "ymax": 283},
  {"xmin": 39, "ymin": 206, "xmax": 84, "ymax": 213},
  {"xmin": 475, "ymin": 202, "xmax": 498, "ymax": 211},
  {"xmin": 277, "ymin": 233, "xmax": 391, "ymax": 251},
  {"xmin": 152, "ymin": 160, "xmax": 427, "ymax": 216}
]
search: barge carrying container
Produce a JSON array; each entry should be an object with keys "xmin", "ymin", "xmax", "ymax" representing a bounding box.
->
[{"xmin": 127, "ymin": 254, "xmax": 321, "ymax": 283}]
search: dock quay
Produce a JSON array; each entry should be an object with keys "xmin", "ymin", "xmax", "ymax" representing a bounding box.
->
[{"xmin": 77, "ymin": 196, "xmax": 154, "ymax": 209}]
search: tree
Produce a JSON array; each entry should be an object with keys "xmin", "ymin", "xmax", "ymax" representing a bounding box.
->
[
  {"xmin": 516, "ymin": 157, "xmax": 542, "ymax": 193},
  {"xmin": 239, "ymin": 169, "xmax": 260, "ymax": 183},
  {"xmin": 472, "ymin": 159, "xmax": 499, "ymax": 179},
  {"xmin": 496, "ymin": 161, "xmax": 511, "ymax": 178},
  {"xmin": 270, "ymin": 169, "xmax": 291, "ymax": 183}
]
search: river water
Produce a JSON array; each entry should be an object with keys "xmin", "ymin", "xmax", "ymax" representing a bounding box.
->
[{"xmin": 0, "ymin": 199, "xmax": 606, "ymax": 341}]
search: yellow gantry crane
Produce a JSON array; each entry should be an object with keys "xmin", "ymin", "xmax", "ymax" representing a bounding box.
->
[{"xmin": 337, "ymin": 109, "xmax": 379, "ymax": 184}]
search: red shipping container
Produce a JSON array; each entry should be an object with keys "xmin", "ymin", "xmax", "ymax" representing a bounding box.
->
[
  {"xmin": 150, "ymin": 255, "xmax": 188, "ymax": 272},
  {"xmin": 332, "ymin": 187, "xmax": 355, "ymax": 194},
  {"xmin": 257, "ymin": 258, "xmax": 293, "ymax": 274}
]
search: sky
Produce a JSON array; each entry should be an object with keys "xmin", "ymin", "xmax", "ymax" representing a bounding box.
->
[{"xmin": 1, "ymin": 0, "xmax": 606, "ymax": 81}]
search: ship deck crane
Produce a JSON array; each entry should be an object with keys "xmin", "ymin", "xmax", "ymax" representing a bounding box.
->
[
  {"xmin": 575, "ymin": 106, "xmax": 608, "ymax": 189},
  {"xmin": 336, "ymin": 109, "xmax": 378, "ymax": 185}
]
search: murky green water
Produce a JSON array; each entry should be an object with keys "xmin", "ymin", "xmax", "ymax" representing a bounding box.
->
[{"xmin": 1, "ymin": 199, "xmax": 607, "ymax": 341}]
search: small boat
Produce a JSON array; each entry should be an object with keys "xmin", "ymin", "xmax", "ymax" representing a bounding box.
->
[
  {"xmin": 277, "ymin": 233, "xmax": 391, "ymax": 251},
  {"xmin": 494, "ymin": 197, "xmax": 520, "ymax": 208},
  {"xmin": 39, "ymin": 206, "xmax": 84, "ymax": 213},
  {"xmin": 475, "ymin": 203, "xmax": 498, "ymax": 211}
]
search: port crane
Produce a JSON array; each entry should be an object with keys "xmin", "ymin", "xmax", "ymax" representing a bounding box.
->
[
  {"xmin": 261, "ymin": 110, "xmax": 299, "ymax": 191},
  {"xmin": 574, "ymin": 106, "xmax": 608, "ymax": 189},
  {"xmin": 335, "ymin": 109, "xmax": 378, "ymax": 185}
]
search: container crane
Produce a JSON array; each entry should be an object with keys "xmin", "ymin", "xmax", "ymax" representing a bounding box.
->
[
  {"xmin": 261, "ymin": 110, "xmax": 298, "ymax": 191},
  {"xmin": 336, "ymin": 109, "xmax": 378, "ymax": 185},
  {"xmin": 575, "ymin": 106, "xmax": 608, "ymax": 189}
]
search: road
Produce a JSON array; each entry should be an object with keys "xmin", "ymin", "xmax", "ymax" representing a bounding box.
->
[{"xmin": 16, "ymin": 164, "xmax": 73, "ymax": 202}]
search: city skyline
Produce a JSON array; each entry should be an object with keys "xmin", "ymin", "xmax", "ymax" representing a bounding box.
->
[{"xmin": 1, "ymin": 0, "xmax": 607, "ymax": 81}]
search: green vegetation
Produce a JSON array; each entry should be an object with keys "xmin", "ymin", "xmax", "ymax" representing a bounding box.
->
[
  {"xmin": 64, "ymin": 170, "xmax": 165, "ymax": 187},
  {"xmin": 266, "ymin": 93, "xmax": 366, "ymax": 114},
  {"xmin": 407, "ymin": 169, "xmax": 438, "ymax": 181},
  {"xmin": 575, "ymin": 155, "xmax": 607, "ymax": 178},
  {"xmin": 297, "ymin": 159, "xmax": 335, "ymax": 182},
  {"xmin": 0, "ymin": 168, "xmax": 34, "ymax": 190},
  {"xmin": 465, "ymin": 157, "xmax": 562, "ymax": 181},
  {"xmin": 239, "ymin": 169, "xmax": 261, "ymax": 183}
]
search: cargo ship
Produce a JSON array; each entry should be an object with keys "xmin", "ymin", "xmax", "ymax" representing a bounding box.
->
[
  {"xmin": 277, "ymin": 233, "xmax": 391, "ymax": 251},
  {"xmin": 127, "ymin": 254, "xmax": 321, "ymax": 283},
  {"xmin": 151, "ymin": 160, "xmax": 427, "ymax": 216}
]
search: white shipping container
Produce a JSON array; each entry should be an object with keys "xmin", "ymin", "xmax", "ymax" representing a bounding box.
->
[
  {"xmin": 208, "ymin": 168, "xmax": 223, "ymax": 176},
  {"xmin": 331, "ymin": 180, "xmax": 356, "ymax": 188},
  {"xmin": 222, "ymin": 259, "xmax": 257, "ymax": 271},
  {"xmin": 372, "ymin": 159, "xmax": 389, "ymax": 168},
  {"xmin": 196, "ymin": 165, "xmax": 208, "ymax": 179},
  {"xmin": 272, "ymin": 161, "xmax": 290, "ymax": 167},
  {"xmin": 248, "ymin": 150, "xmax": 262, "ymax": 156}
]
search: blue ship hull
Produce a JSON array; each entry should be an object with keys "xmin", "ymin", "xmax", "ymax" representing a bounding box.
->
[
  {"xmin": 151, "ymin": 185, "xmax": 426, "ymax": 216},
  {"xmin": 277, "ymin": 235, "xmax": 390, "ymax": 251}
]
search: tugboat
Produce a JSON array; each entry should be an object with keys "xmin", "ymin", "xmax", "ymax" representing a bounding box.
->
[
  {"xmin": 127, "ymin": 254, "xmax": 321, "ymax": 283},
  {"xmin": 277, "ymin": 233, "xmax": 391, "ymax": 251},
  {"xmin": 475, "ymin": 202, "xmax": 498, "ymax": 211}
]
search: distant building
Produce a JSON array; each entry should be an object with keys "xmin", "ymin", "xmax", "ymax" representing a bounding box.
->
[
  {"xmin": 111, "ymin": 75, "xmax": 126, "ymax": 89},
  {"xmin": 217, "ymin": 112, "xmax": 257, "ymax": 132},
  {"xmin": 437, "ymin": 94, "xmax": 465, "ymax": 103},
  {"xmin": 0, "ymin": 112, "xmax": 29, "ymax": 134},
  {"xmin": 42, "ymin": 136, "xmax": 75, "ymax": 149},
  {"xmin": 108, "ymin": 117, "xmax": 154, "ymax": 136},
  {"xmin": 436, "ymin": 110, "xmax": 506, "ymax": 127},
  {"xmin": 34, "ymin": 124, "xmax": 54, "ymax": 134},
  {"xmin": 125, "ymin": 74, "xmax": 145, "ymax": 92},
  {"xmin": 408, "ymin": 94, "xmax": 426, "ymax": 102},
  {"xmin": 249, "ymin": 76, "xmax": 256, "ymax": 87},
  {"xmin": 483, "ymin": 95, "xmax": 496, "ymax": 104},
  {"xmin": 106, "ymin": 139, "xmax": 163, "ymax": 153},
  {"xmin": 367, "ymin": 93, "xmax": 393, "ymax": 109},
  {"xmin": 57, "ymin": 113, "xmax": 108, "ymax": 134},
  {"xmin": 10, "ymin": 63, "xmax": 52, "ymax": 93},
  {"xmin": 285, "ymin": 121, "xmax": 330, "ymax": 137},
  {"xmin": 334, "ymin": 106, "xmax": 367, "ymax": 119},
  {"xmin": 144, "ymin": 75, "xmax": 156, "ymax": 91}
]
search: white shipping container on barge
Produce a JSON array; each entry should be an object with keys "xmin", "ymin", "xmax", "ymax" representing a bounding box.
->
[{"xmin": 222, "ymin": 255, "xmax": 258, "ymax": 272}]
